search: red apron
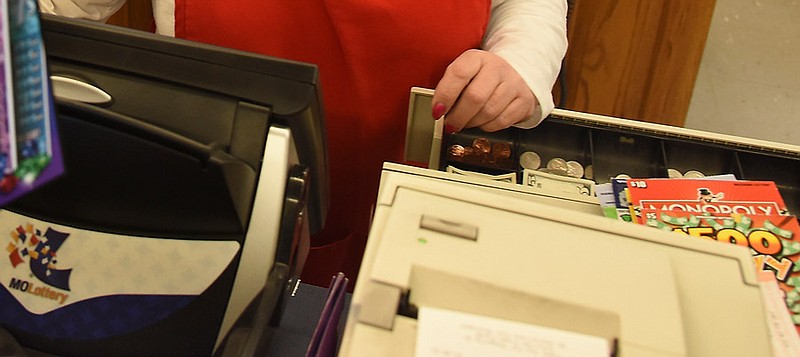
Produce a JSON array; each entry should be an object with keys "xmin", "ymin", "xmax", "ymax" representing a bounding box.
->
[{"xmin": 174, "ymin": 0, "xmax": 490, "ymax": 287}]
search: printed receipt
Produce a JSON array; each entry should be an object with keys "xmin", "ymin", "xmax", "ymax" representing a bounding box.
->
[{"xmin": 416, "ymin": 307, "xmax": 610, "ymax": 357}]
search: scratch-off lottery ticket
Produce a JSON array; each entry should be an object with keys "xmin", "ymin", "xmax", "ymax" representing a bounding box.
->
[{"xmin": 644, "ymin": 209, "xmax": 800, "ymax": 336}]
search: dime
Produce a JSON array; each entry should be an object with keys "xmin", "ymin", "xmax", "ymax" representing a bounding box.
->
[
  {"xmin": 546, "ymin": 157, "xmax": 568, "ymax": 171},
  {"xmin": 615, "ymin": 173, "xmax": 631, "ymax": 179},
  {"xmin": 519, "ymin": 151, "xmax": 541, "ymax": 170},
  {"xmin": 667, "ymin": 168, "xmax": 683, "ymax": 178},
  {"xmin": 472, "ymin": 138, "xmax": 492, "ymax": 154},
  {"xmin": 448, "ymin": 144, "xmax": 465, "ymax": 158},
  {"xmin": 565, "ymin": 160, "xmax": 584, "ymax": 178},
  {"xmin": 491, "ymin": 142, "xmax": 511, "ymax": 159},
  {"xmin": 683, "ymin": 170, "xmax": 705, "ymax": 179}
]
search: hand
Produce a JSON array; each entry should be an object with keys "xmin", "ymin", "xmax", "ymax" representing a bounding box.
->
[{"xmin": 432, "ymin": 49, "xmax": 538, "ymax": 133}]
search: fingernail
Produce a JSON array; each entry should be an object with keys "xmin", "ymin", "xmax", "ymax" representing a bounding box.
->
[
  {"xmin": 444, "ymin": 124, "xmax": 458, "ymax": 134},
  {"xmin": 432, "ymin": 103, "xmax": 446, "ymax": 119}
]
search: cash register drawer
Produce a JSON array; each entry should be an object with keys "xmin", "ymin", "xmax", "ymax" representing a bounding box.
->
[{"xmin": 404, "ymin": 87, "xmax": 800, "ymax": 216}]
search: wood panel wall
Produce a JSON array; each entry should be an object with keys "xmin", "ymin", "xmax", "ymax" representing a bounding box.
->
[
  {"xmin": 560, "ymin": 0, "xmax": 717, "ymax": 127},
  {"xmin": 106, "ymin": 1, "xmax": 153, "ymax": 32}
]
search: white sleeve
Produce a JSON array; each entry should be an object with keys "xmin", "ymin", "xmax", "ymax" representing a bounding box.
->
[
  {"xmin": 38, "ymin": 0, "xmax": 126, "ymax": 22},
  {"xmin": 484, "ymin": 0, "xmax": 568, "ymax": 128}
]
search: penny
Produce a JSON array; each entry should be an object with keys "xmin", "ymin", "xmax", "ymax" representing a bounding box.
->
[
  {"xmin": 667, "ymin": 168, "xmax": 683, "ymax": 178},
  {"xmin": 546, "ymin": 157, "xmax": 567, "ymax": 171},
  {"xmin": 519, "ymin": 151, "xmax": 541, "ymax": 170},
  {"xmin": 491, "ymin": 142, "xmax": 511, "ymax": 159},
  {"xmin": 472, "ymin": 138, "xmax": 492, "ymax": 154},
  {"xmin": 683, "ymin": 170, "xmax": 705, "ymax": 179},
  {"xmin": 565, "ymin": 160, "xmax": 584, "ymax": 178}
]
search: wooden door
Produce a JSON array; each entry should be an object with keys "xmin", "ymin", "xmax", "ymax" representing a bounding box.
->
[
  {"xmin": 106, "ymin": 1, "xmax": 154, "ymax": 32},
  {"xmin": 558, "ymin": 0, "xmax": 716, "ymax": 127}
]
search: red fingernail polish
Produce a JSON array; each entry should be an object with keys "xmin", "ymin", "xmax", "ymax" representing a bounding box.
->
[
  {"xmin": 432, "ymin": 103, "xmax": 446, "ymax": 119},
  {"xmin": 444, "ymin": 124, "xmax": 457, "ymax": 134}
]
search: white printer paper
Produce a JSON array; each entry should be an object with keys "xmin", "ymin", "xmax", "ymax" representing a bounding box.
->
[{"xmin": 416, "ymin": 306, "xmax": 610, "ymax": 357}]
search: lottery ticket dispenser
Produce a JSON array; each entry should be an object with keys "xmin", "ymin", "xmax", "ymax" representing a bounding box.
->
[
  {"xmin": 0, "ymin": 14, "xmax": 328, "ymax": 356},
  {"xmin": 339, "ymin": 162, "xmax": 773, "ymax": 356}
]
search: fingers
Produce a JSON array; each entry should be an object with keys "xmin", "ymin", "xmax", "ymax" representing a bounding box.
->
[
  {"xmin": 462, "ymin": 80, "xmax": 515, "ymax": 130},
  {"xmin": 432, "ymin": 49, "xmax": 484, "ymax": 121},
  {"xmin": 478, "ymin": 96, "xmax": 532, "ymax": 132},
  {"xmin": 432, "ymin": 50, "xmax": 536, "ymax": 133}
]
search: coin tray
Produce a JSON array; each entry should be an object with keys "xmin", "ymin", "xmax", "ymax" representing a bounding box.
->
[
  {"xmin": 588, "ymin": 129, "xmax": 663, "ymax": 180},
  {"xmin": 662, "ymin": 140, "xmax": 739, "ymax": 178},
  {"xmin": 435, "ymin": 112, "xmax": 800, "ymax": 216},
  {"xmin": 517, "ymin": 120, "xmax": 591, "ymax": 171}
]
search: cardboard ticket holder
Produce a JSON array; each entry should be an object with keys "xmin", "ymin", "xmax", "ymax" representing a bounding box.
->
[
  {"xmin": 405, "ymin": 87, "xmax": 800, "ymax": 215},
  {"xmin": 339, "ymin": 163, "xmax": 773, "ymax": 356}
]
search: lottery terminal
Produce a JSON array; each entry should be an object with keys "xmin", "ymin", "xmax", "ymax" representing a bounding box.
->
[{"xmin": 2, "ymin": 11, "xmax": 800, "ymax": 357}]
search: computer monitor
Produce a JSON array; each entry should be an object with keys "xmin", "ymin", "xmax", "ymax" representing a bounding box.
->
[{"xmin": 1, "ymin": 13, "xmax": 329, "ymax": 356}]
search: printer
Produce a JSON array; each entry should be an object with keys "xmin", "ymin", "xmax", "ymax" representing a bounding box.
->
[{"xmin": 339, "ymin": 162, "xmax": 773, "ymax": 356}]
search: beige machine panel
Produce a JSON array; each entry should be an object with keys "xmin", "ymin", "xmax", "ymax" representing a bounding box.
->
[{"xmin": 340, "ymin": 163, "xmax": 773, "ymax": 356}]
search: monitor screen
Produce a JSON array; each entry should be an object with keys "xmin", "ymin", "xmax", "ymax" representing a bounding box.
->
[
  {"xmin": 26, "ymin": 14, "xmax": 329, "ymax": 236},
  {"xmin": 0, "ymin": 13, "xmax": 329, "ymax": 356}
]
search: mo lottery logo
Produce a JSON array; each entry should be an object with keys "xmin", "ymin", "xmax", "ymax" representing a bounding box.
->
[{"xmin": 6, "ymin": 224, "xmax": 72, "ymax": 304}]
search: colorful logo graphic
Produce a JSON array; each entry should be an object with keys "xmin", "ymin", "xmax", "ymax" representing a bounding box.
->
[
  {"xmin": 697, "ymin": 188, "xmax": 725, "ymax": 203},
  {"xmin": 7, "ymin": 224, "xmax": 72, "ymax": 291}
]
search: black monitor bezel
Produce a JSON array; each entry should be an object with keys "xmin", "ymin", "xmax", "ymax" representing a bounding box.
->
[{"xmin": 39, "ymin": 14, "xmax": 329, "ymax": 234}]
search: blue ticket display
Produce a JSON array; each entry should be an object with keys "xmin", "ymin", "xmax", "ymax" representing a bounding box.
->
[
  {"xmin": 0, "ymin": 3, "xmax": 14, "ymax": 178},
  {"xmin": 0, "ymin": 0, "xmax": 62, "ymax": 204}
]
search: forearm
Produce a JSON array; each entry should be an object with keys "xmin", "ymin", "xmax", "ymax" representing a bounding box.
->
[
  {"xmin": 38, "ymin": 0, "xmax": 126, "ymax": 22},
  {"xmin": 485, "ymin": 0, "xmax": 568, "ymax": 128}
]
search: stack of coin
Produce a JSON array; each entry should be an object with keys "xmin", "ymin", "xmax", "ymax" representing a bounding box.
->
[
  {"xmin": 447, "ymin": 137, "xmax": 513, "ymax": 168},
  {"xmin": 683, "ymin": 170, "xmax": 705, "ymax": 179}
]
